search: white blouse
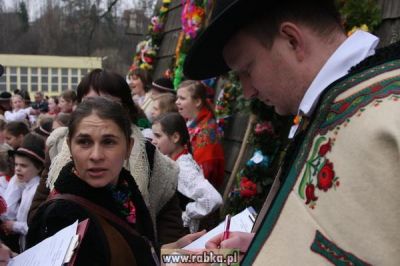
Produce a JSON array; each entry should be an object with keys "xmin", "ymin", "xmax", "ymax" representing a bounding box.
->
[
  {"xmin": 176, "ymin": 153, "xmax": 223, "ymax": 233},
  {"xmin": 4, "ymin": 108, "xmax": 30, "ymax": 123},
  {"xmin": 0, "ymin": 175, "xmax": 10, "ymax": 197},
  {"xmin": 1, "ymin": 175, "xmax": 40, "ymax": 250}
]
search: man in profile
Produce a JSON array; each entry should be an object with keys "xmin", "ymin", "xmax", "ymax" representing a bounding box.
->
[{"xmin": 184, "ymin": 0, "xmax": 400, "ymax": 264}]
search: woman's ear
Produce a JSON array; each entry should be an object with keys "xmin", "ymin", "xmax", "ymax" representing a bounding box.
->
[
  {"xmin": 194, "ymin": 98, "xmax": 202, "ymax": 109},
  {"xmin": 172, "ymin": 132, "xmax": 181, "ymax": 145}
]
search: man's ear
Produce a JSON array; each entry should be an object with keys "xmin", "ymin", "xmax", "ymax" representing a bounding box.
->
[
  {"xmin": 279, "ymin": 22, "xmax": 305, "ymax": 62},
  {"xmin": 126, "ymin": 138, "xmax": 134, "ymax": 159}
]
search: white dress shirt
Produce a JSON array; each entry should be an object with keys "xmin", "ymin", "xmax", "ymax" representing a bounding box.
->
[{"xmin": 289, "ymin": 30, "xmax": 379, "ymax": 138}]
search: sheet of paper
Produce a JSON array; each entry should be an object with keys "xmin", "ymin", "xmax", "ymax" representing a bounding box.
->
[
  {"xmin": 184, "ymin": 208, "xmax": 255, "ymax": 250},
  {"xmin": 8, "ymin": 220, "xmax": 78, "ymax": 266}
]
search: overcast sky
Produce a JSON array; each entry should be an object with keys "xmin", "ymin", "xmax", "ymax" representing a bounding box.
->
[{"xmin": 3, "ymin": 0, "xmax": 139, "ymax": 21}]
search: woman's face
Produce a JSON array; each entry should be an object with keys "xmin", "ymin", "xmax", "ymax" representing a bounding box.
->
[
  {"xmin": 14, "ymin": 155, "xmax": 41, "ymax": 182},
  {"xmin": 59, "ymin": 97, "xmax": 73, "ymax": 113},
  {"xmin": 129, "ymin": 75, "xmax": 145, "ymax": 96},
  {"xmin": 4, "ymin": 131, "xmax": 24, "ymax": 150},
  {"xmin": 12, "ymin": 97, "xmax": 24, "ymax": 111},
  {"xmin": 68, "ymin": 113, "xmax": 132, "ymax": 188},
  {"xmin": 151, "ymin": 123, "xmax": 177, "ymax": 157},
  {"xmin": 176, "ymin": 87, "xmax": 199, "ymax": 119},
  {"xmin": 48, "ymin": 98, "xmax": 58, "ymax": 112}
]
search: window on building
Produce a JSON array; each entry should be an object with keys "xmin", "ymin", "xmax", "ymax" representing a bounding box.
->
[
  {"xmin": 41, "ymin": 68, "xmax": 49, "ymax": 92},
  {"xmin": 71, "ymin": 68, "xmax": 79, "ymax": 89},
  {"xmin": 9, "ymin": 67, "xmax": 17, "ymax": 91},
  {"xmin": 0, "ymin": 67, "xmax": 6, "ymax": 91},
  {"xmin": 61, "ymin": 68, "xmax": 69, "ymax": 90},
  {"xmin": 81, "ymin": 68, "xmax": 88, "ymax": 78},
  {"xmin": 51, "ymin": 68, "xmax": 59, "ymax": 92},
  {"xmin": 20, "ymin": 67, "xmax": 28, "ymax": 91},
  {"xmin": 31, "ymin": 68, "xmax": 38, "ymax": 92}
]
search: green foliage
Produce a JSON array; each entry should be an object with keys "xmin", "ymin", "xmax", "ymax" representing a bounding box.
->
[{"xmin": 338, "ymin": 0, "xmax": 381, "ymax": 31}]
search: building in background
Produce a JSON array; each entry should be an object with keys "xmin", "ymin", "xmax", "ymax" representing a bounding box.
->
[{"xmin": 0, "ymin": 54, "xmax": 102, "ymax": 97}]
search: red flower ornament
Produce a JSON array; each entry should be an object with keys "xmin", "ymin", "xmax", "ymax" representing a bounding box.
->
[
  {"xmin": 317, "ymin": 160, "xmax": 335, "ymax": 191},
  {"xmin": 318, "ymin": 139, "xmax": 331, "ymax": 156},
  {"xmin": 305, "ymin": 184, "xmax": 318, "ymax": 204},
  {"xmin": 240, "ymin": 177, "xmax": 257, "ymax": 198}
]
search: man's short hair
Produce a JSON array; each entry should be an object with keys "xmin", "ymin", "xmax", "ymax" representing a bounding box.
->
[{"xmin": 243, "ymin": 0, "xmax": 343, "ymax": 48}]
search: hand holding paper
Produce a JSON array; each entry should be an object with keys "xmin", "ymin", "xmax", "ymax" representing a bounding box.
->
[{"xmin": 183, "ymin": 207, "xmax": 256, "ymax": 250}]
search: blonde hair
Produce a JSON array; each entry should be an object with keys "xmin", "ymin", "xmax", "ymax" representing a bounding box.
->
[{"xmin": 154, "ymin": 93, "xmax": 178, "ymax": 116}]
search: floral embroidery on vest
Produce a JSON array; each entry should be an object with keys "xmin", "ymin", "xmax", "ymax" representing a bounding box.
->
[{"xmin": 298, "ymin": 136, "xmax": 340, "ymax": 209}]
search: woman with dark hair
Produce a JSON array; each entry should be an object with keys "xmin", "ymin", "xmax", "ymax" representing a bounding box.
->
[
  {"xmin": 127, "ymin": 68, "xmax": 154, "ymax": 121},
  {"xmin": 29, "ymin": 69, "xmax": 186, "ymax": 246},
  {"xmin": 27, "ymin": 97, "xmax": 158, "ymax": 265}
]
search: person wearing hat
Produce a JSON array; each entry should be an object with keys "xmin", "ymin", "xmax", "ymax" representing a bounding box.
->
[
  {"xmin": 0, "ymin": 133, "xmax": 44, "ymax": 252},
  {"xmin": 151, "ymin": 77, "xmax": 175, "ymax": 98},
  {"xmin": 184, "ymin": 0, "xmax": 400, "ymax": 265},
  {"xmin": 0, "ymin": 92, "xmax": 12, "ymax": 116}
]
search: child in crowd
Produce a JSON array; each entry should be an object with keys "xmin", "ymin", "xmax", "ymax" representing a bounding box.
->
[
  {"xmin": 150, "ymin": 77, "xmax": 176, "ymax": 99},
  {"xmin": 58, "ymin": 90, "xmax": 77, "ymax": 114},
  {"xmin": 176, "ymin": 80, "xmax": 225, "ymax": 190},
  {"xmin": 34, "ymin": 118, "xmax": 53, "ymax": 141},
  {"xmin": 3, "ymin": 121, "xmax": 30, "ymax": 150},
  {"xmin": 52, "ymin": 113, "xmax": 70, "ymax": 130},
  {"xmin": 1, "ymin": 133, "xmax": 45, "ymax": 252},
  {"xmin": 4, "ymin": 94, "xmax": 30, "ymax": 123},
  {"xmin": 0, "ymin": 144, "xmax": 13, "ymax": 196},
  {"xmin": 152, "ymin": 112, "xmax": 222, "ymax": 233},
  {"xmin": 151, "ymin": 93, "xmax": 178, "ymax": 120},
  {"xmin": 47, "ymin": 96, "xmax": 60, "ymax": 116}
]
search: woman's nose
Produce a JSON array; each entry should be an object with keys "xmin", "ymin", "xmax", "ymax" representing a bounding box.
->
[{"xmin": 89, "ymin": 144, "xmax": 105, "ymax": 161}]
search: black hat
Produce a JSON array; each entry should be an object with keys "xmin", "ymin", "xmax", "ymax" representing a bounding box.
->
[
  {"xmin": 8, "ymin": 133, "xmax": 45, "ymax": 166},
  {"xmin": 183, "ymin": 0, "xmax": 260, "ymax": 80},
  {"xmin": 34, "ymin": 121, "xmax": 53, "ymax": 138},
  {"xmin": 152, "ymin": 78, "xmax": 175, "ymax": 93},
  {"xmin": 0, "ymin": 91, "xmax": 11, "ymax": 101}
]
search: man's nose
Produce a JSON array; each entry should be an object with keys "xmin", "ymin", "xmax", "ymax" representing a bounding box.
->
[{"xmin": 239, "ymin": 75, "xmax": 258, "ymax": 99}]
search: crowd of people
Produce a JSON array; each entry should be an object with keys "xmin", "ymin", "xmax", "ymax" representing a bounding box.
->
[
  {"xmin": 0, "ymin": 0, "xmax": 399, "ymax": 264},
  {"xmin": 0, "ymin": 65, "xmax": 225, "ymax": 264}
]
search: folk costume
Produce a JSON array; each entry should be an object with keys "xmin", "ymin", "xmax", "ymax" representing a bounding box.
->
[
  {"xmin": 243, "ymin": 32, "xmax": 400, "ymax": 265},
  {"xmin": 174, "ymin": 150, "xmax": 223, "ymax": 233},
  {"xmin": 188, "ymin": 106, "xmax": 225, "ymax": 190},
  {"xmin": 27, "ymin": 162, "xmax": 158, "ymax": 266},
  {"xmin": 1, "ymin": 175, "xmax": 40, "ymax": 251}
]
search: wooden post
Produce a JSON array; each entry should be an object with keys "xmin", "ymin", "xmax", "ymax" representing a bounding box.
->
[{"xmin": 222, "ymin": 113, "xmax": 256, "ymax": 209}]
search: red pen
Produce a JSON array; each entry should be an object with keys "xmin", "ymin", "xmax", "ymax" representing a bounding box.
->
[{"xmin": 221, "ymin": 214, "xmax": 231, "ymax": 242}]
